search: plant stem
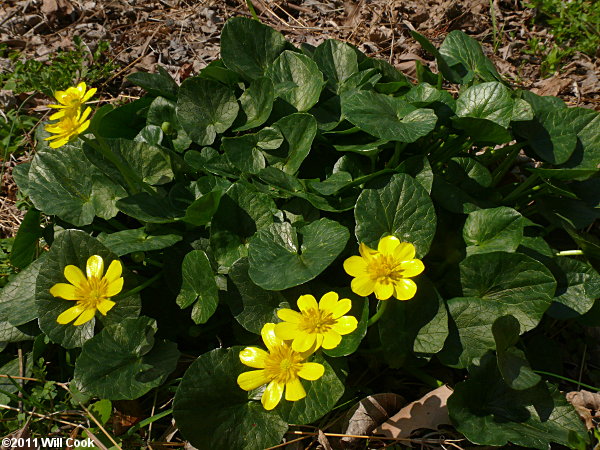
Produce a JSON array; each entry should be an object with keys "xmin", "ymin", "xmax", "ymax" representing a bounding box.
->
[
  {"xmin": 503, "ymin": 174, "xmax": 540, "ymax": 204},
  {"xmin": 246, "ymin": 0, "xmax": 260, "ymax": 21},
  {"xmin": 119, "ymin": 271, "xmax": 163, "ymax": 298},
  {"xmin": 403, "ymin": 366, "xmax": 444, "ymax": 388},
  {"xmin": 555, "ymin": 250, "xmax": 584, "ymax": 256},
  {"xmin": 339, "ymin": 168, "xmax": 397, "ymax": 193},
  {"xmin": 367, "ymin": 300, "xmax": 389, "ymax": 327},
  {"xmin": 534, "ymin": 370, "xmax": 600, "ymax": 392},
  {"xmin": 490, "ymin": 142, "xmax": 526, "ymax": 186}
]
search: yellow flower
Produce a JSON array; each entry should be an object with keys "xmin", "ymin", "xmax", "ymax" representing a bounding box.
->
[
  {"xmin": 237, "ymin": 323, "xmax": 325, "ymax": 410},
  {"xmin": 48, "ymin": 82, "xmax": 96, "ymax": 120},
  {"xmin": 44, "ymin": 107, "xmax": 92, "ymax": 149},
  {"xmin": 50, "ymin": 255, "xmax": 124, "ymax": 326},
  {"xmin": 343, "ymin": 236, "xmax": 424, "ymax": 301},
  {"xmin": 274, "ymin": 292, "xmax": 358, "ymax": 352}
]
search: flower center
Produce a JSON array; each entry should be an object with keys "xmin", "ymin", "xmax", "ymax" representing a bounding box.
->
[
  {"xmin": 298, "ymin": 308, "xmax": 336, "ymax": 334},
  {"xmin": 76, "ymin": 277, "xmax": 109, "ymax": 308},
  {"xmin": 367, "ymin": 254, "xmax": 403, "ymax": 282},
  {"xmin": 264, "ymin": 345, "xmax": 304, "ymax": 384}
]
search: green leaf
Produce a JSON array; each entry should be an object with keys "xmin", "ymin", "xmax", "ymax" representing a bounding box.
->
[
  {"xmin": 276, "ymin": 353, "xmax": 345, "ymax": 424},
  {"xmin": 548, "ymin": 257, "xmax": 600, "ymax": 318},
  {"xmin": 248, "ymin": 219, "xmax": 349, "ymax": 290},
  {"xmin": 437, "ymin": 30, "xmax": 502, "ymax": 84},
  {"xmin": 463, "ymin": 207, "xmax": 525, "ymax": 255},
  {"xmin": 379, "ymin": 277, "xmax": 448, "ymax": 367},
  {"xmin": 313, "ymin": 39, "xmax": 359, "ymax": 93},
  {"xmin": 455, "ymin": 82, "xmax": 513, "ymax": 128},
  {"xmin": 173, "ymin": 347, "xmax": 289, "ymax": 450},
  {"xmin": 28, "ymin": 145, "xmax": 127, "ymax": 226},
  {"xmin": 452, "ymin": 117, "xmax": 512, "ymax": 144},
  {"xmin": 210, "ymin": 183, "xmax": 276, "ymax": 270},
  {"xmin": 83, "ymin": 138, "xmax": 174, "ymax": 190},
  {"xmin": 10, "ymin": 209, "xmax": 42, "ymax": 269},
  {"xmin": 127, "ymin": 66, "xmax": 178, "ymax": 100},
  {"xmin": 558, "ymin": 108, "xmax": 600, "ymax": 176},
  {"xmin": 271, "ymin": 113, "xmax": 317, "ymax": 174},
  {"xmin": 176, "ymin": 250, "xmax": 218, "ymax": 324},
  {"xmin": 36, "ymin": 230, "xmax": 141, "ymax": 349},
  {"xmin": 94, "ymin": 97, "xmax": 154, "ymax": 140},
  {"xmin": 0, "ymin": 356, "xmax": 33, "ymax": 404},
  {"xmin": 267, "ymin": 51, "xmax": 324, "ymax": 112},
  {"xmin": 88, "ymin": 399, "xmax": 112, "ymax": 425},
  {"xmin": 492, "ymin": 315, "xmax": 541, "ymax": 390},
  {"xmin": 233, "ymin": 77, "xmax": 275, "ymax": 132},
  {"xmin": 221, "ymin": 17, "xmax": 288, "ymax": 80},
  {"xmin": 222, "ymin": 134, "xmax": 267, "ymax": 174},
  {"xmin": 116, "ymin": 193, "xmax": 181, "ymax": 223},
  {"xmin": 323, "ymin": 290, "xmax": 369, "ymax": 358},
  {"xmin": 341, "ymin": 90, "xmax": 437, "ymax": 142},
  {"xmin": 226, "ymin": 258, "xmax": 288, "ymax": 334},
  {"xmin": 439, "ymin": 297, "xmax": 499, "ymax": 368},
  {"xmin": 460, "ymin": 252, "xmax": 556, "ymax": 331},
  {"xmin": 176, "ymin": 77, "xmax": 239, "ymax": 146},
  {"xmin": 448, "ymin": 353, "xmax": 589, "ymax": 449},
  {"xmin": 146, "ymin": 96, "xmax": 191, "ymax": 152},
  {"xmin": 179, "ymin": 190, "xmax": 223, "ymax": 227},
  {"xmin": 97, "ymin": 228, "xmax": 183, "ymax": 257},
  {"xmin": 74, "ymin": 316, "xmax": 179, "ymax": 400},
  {"xmin": 0, "ymin": 255, "xmax": 47, "ymax": 326},
  {"xmin": 354, "ymin": 173, "xmax": 436, "ymax": 258}
]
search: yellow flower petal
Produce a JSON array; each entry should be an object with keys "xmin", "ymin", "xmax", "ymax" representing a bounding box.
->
[
  {"xmin": 343, "ymin": 256, "xmax": 368, "ymax": 277},
  {"xmin": 285, "ymin": 378, "xmax": 306, "ymax": 401},
  {"xmin": 351, "ymin": 276, "xmax": 375, "ymax": 297},
  {"xmin": 56, "ymin": 305, "xmax": 85, "ymax": 324},
  {"xmin": 297, "ymin": 294, "xmax": 318, "ymax": 313},
  {"xmin": 86, "ymin": 255, "xmax": 104, "ymax": 279},
  {"xmin": 239, "ymin": 347, "xmax": 268, "ymax": 369},
  {"xmin": 400, "ymin": 259, "xmax": 425, "ymax": 277},
  {"xmin": 262, "ymin": 380, "xmax": 284, "ymax": 410},
  {"xmin": 73, "ymin": 308, "xmax": 96, "ymax": 326},
  {"xmin": 377, "ymin": 235, "xmax": 400, "ymax": 255},
  {"xmin": 49, "ymin": 138, "xmax": 68, "ymax": 149},
  {"xmin": 97, "ymin": 299, "xmax": 115, "ymax": 315},
  {"xmin": 276, "ymin": 308, "xmax": 302, "ymax": 323},
  {"xmin": 49, "ymin": 283, "xmax": 78, "ymax": 300},
  {"xmin": 106, "ymin": 277, "xmax": 124, "ymax": 297},
  {"xmin": 274, "ymin": 322, "xmax": 299, "ymax": 341},
  {"xmin": 76, "ymin": 82, "xmax": 87, "ymax": 94},
  {"xmin": 260, "ymin": 323, "xmax": 281, "ymax": 351},
  {"xmin": 394, "ymin": 242, "xmax": 416, "ymax": 261},
  {"xmin": 80, "ymin": 106, "xmax": 92, "ymax": 122},
  {"xmin": 75, "ymin": 118, "xmax": 90, "ymax": 136},
  {"xmin": 64, "ymin": 265, "xmax": 86, "ymax": 286},
  {"xmin": 297, "ymin": 362, "xmax": 325, "ymax": 380},
  {"xmin": 291, "ymin": 332, "xmax": 317, "ymax": 353},
  {"xmin": 318, "ymin": 291, "xmax": 339, "ymax": 313},
  {"xmin": 374, "ymin": 281, "xmax": 394, "ymax": 300},
  {"xmin": 237, "ymin": 369, "xmax": 269, "ymax": 391},
  {"xmin": 394, "ymin": 279, "xmax": 417, "ymax": 300},
  {"xmin": 358, "ymin": 242, "xmax": 376, "ymax": 258},
  {"xmin": 332, "ymin": 316, "xmax": 358, "ymax": 335},
  {"xmin": 330, "ymin": 298, "xmax": 352, "ymax": 319},
  {"xmin": 49, "ymin": 110, "xmax": 65, "ymax": 120},
  {"xmin": 104, "ymin": 260, "xmax": 123, "ymax": 283},
  {"xmin": 82, "ymin": 87, "xmax": 97, "ymax": 103},
  {"xmin": 321, "ymin": 330, "xmax": 342, "ymax": 349}
]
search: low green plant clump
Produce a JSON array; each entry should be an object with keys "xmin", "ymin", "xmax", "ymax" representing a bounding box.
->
[
  {"xmin": 523, "ymin": 0, "xmax": 600, "ymax": 74},
  {"xmin": 1, "ymin": 17, "xmax": 599, "ymax": 449},
  {"xmin": 0, "ymin": 37, "xmax": 117, "ymax": 97}
]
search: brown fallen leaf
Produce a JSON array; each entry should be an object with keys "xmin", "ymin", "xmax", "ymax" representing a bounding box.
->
[
  {"xmin": 340, "ymin": 393, "xmax": 405, "ymax": 448},
  {"xmin": 41, "ymin": 0, "xmax": 75, "ymax": 22},
  {"xmin": 566, "ymin": 390, "xmax": 600, "ymax": 430},
  {"xmin": 531, "ymin": 75, "xmax": 573, "ymax": 97},
  {"xmin": 373, "ymin": 385, "xmax": 453, "ymax": 439}
]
